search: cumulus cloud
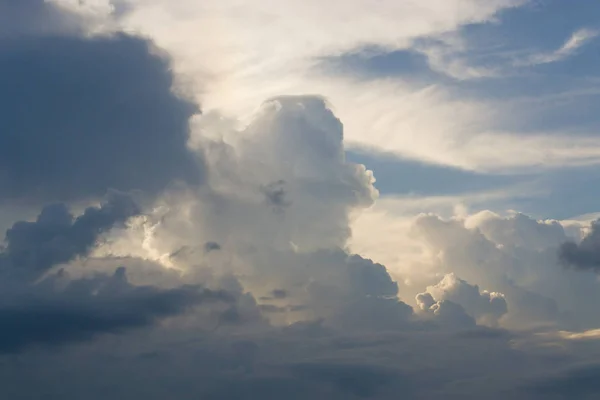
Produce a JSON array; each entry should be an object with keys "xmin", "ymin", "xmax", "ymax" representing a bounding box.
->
[
  {"xmin": 416, "ymin": 293, "xmax": 477, "ymax": 329},
  {"xmin": 353, "ymin": 206, "xmax": 600, "ymax": 330},
  {"xmin": 145, "ymin": 96, "xmax": 377, "ymax": 254},
  {"xmin": 106, "ymin": 96, "xmax": 419, "ymax": 331},
  {"xmin": 404, "ymin": 213, "xmax": 570, "ymax": 328},
  {"xmin": 417, "ymin": 273, "xmax": 507, "ymax": 326}
]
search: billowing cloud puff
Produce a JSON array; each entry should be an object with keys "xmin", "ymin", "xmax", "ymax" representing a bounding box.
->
[
  {"xmin": 354, "ymin": 209, "xmax": 600, "ymax": 330},
  {"xmin": 94, "ymin": 96, "xmax": 411, "ymax": 332},
  {"xmin": 129, "ymin": 94, "xmax": 379, "ymax": 270},
  {"xmin": 416, "ymin": 292, "xmax": 477, "ymax": 329},
  {"xmin": 123, "ymin": 97, "xmax": 407, "ymax": 331},
  {"xmin": 186, "ymin": 96, "xmax": 378, "ymax": 251},
  {"xmin": 408, "ymin": 213, "xmax": 564, "ymax": 328},
  {"xmin": 417, "ymin": 273, "xmax": 507, "ymax": 326},
  {"xmin": 0, "ymin": 1, "xmax": 204, "ymax": 204}
]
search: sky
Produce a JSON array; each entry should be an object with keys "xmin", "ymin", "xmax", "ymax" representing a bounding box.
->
[{"xmin": 2, "ymin": 0, "xmax": 600, "ymax": 399}]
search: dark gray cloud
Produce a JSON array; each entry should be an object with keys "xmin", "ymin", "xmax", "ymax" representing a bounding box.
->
[
  {"xmin": 0, "ymin": 0, "xmax": 84, "ymax": 38},
  {"xmin": 0, "ymin": 190, "xmax": 226, "ymax": 352},
  {"xmin": 0, "ymin": 267, "xmax": 231, "ymax": 353},
  {"xmin": 559, "ymin": 221, "xmax": 600, "ymax": 271},
  {"xmin": 289, "ymin": 362, "xmax": 397, "ymax": 398},
  {"xmin": 0, "ymin": 21, "xmax": 204, "ymax": 204},
  {"xmin": 524, "ymin": 363, "xmax": 600, "ymax": 399},
  {"xmin": 1, "ymin": 192, "xmax": 139, "ymax": 282},
  {"xmin": 1, "ymin": 324, "xmax": 581, "ymax": 400}
]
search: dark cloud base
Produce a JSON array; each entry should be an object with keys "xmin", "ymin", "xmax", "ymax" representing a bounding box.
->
[{"xmin": 0, "ymin": 269, "xmax": 231, "ymax": 354}]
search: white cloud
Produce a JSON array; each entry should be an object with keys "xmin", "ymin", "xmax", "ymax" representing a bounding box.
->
[
  {"xmin": 94, "ymin": 96, "xmax": 417, "ymax": 330},
  {"xmin": 516, "ymin": 28, "xmax": 599, "ymax": 66},
  {"xmin": 418, "ymin": 273, "xmax": 508, "ymax": 326},
  {"xmin": 350, "ymin": 198, "xmax": 600, "ymax": 330}
]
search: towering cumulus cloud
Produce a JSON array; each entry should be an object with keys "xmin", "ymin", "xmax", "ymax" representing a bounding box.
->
[{"xmin": 144, "ymin": 96, "xmax": 410, "ymax": 329}]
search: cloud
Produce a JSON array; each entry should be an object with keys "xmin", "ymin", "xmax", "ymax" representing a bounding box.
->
[
  {"xmin": 111, "ymin": 0, "xmax": 600, "ymax": 177},
  {"xmin": 0, "ymin": 0, "xmax": 85, "ymax": 37},
  {"xmin": 149, "ymin": 96, "xmax": 377, "ymax": 254},
  {"xmin": 418, "ymin": 273, "xmax": 508, "ymax": 326},
  {"xmin": 0, "ymin": 5, "xmax": 204, "ymax": 204},
  {"xmin": 289, "ymin": 362, "xmax": 396, "ymax": 398},
  {"xmin": 416, "ymin": 294, "xmax": 477, "ymax": 329},
  {"xmin": 525, "ymin": 363, "xmax": 600, "ymax": 398},
  {"xmin": 0, "ymin": 267, "xmax": 231, "ymax": 353},
  {"xmin": 559, "ymin": 221, "xmax": 600, "ymax": 271},
  {"xmin": 351, "ymin": 204, "xmax": 600, "ymax": 330},
  {"xmin": 115, "ymin": 0, "xmax": 566, "ymax": 176},
  {"xmin": 0, "ymin": 190, "xmax": 234, "ymax": 353},
  {"xmin": 517, "ymin": 28, "xmax": 599, "ymax": 67},
  {"xmin": 107, "ymin": 96, "xmax": 418, "ymax": 331},
  {"xmin": 4, "ymin": 320, "xmax": 596, "ymax": 400},
  {"xmin": 1, "ymin": 192, "xmax": 140, "ymax": 282}
]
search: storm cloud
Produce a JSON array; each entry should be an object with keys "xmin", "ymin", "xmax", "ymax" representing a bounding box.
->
[{"xmin": 0, "ymin": 2, "xmax": 204, "ymax": 204}]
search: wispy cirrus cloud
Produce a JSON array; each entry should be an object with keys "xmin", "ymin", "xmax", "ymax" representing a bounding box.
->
[{"xmin": 515, "ymin": 27, "xmax": 598, "ymax": 66}]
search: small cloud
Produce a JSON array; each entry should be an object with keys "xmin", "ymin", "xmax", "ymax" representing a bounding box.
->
[{"xmin": 516, "ymin": 28, "xmax": 599, "ymax": 67}]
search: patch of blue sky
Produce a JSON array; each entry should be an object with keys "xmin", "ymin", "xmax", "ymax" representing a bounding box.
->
[
  {"xmin": 351, "ymin": 146, "xmax": 600, "ymax": 220},
  {"xmin": 333, "ymin": 2, "xmax": 600, "ymax": 220}
]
